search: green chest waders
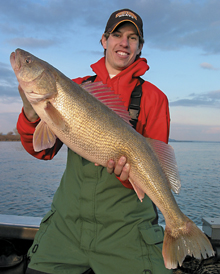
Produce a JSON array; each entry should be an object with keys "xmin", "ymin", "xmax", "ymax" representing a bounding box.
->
[{"xmin": 27, "ymin": 77, "xmax": 172, "ymax": 273}]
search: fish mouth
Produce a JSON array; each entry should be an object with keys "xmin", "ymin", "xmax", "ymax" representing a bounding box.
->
[
  {"xmin": 10, "ymin": 52, "xmax": 16, "ymax": 69},
  {"xmin": 10, "ymin": 49, "xmax": 21, "ymax": 71}
]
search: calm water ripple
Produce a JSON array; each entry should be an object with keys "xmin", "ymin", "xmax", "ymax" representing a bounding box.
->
[{"xmin": 0, "ymin": 141, "xmax": 219, "ymax": 226}]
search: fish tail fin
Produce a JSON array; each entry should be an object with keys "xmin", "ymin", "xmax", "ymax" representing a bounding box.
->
[{"xmin": 162, "ymin": 217, "xmax": 215, "ymax": 269}]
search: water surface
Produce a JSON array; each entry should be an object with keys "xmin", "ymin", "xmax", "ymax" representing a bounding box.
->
[{"xmin": 0, "ymin": 141, "xmax": 219, "ymax": 226}]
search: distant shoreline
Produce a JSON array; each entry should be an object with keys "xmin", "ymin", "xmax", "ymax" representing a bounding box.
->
[
  {"xmin": 0, "ymin": 135, "xmax": 219, "ymax": 143},
  {"xmin": 0, "ymin": 133, "xmax": 20, "ymax": 141},
  {"xmin": 169, "ymin": 138, "xmax": 220, "ymax": 143}
]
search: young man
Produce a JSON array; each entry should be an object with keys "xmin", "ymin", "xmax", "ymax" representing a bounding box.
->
[{"xmin": 18, "ymin": 9, "xmax": 172, "ymax": 274}]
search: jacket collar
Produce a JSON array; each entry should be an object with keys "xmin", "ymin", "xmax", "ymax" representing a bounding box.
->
[{"xmin": 90, "ymin": 57, "xmax": 149, "ymax": 107}]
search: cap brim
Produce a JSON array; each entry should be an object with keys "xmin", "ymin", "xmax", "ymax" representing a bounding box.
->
[{"xmin": 109, "ymin": 19, "xmax": 142, "ymax": 37}]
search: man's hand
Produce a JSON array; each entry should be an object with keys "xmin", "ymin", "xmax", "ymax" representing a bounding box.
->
[
  {"xmin": 18, "ymin": 85, "xmax": 39, "ymax": 122},
  {"xmin": 107, "ymin": 156, "xmax": 130, "ymax": 181}
]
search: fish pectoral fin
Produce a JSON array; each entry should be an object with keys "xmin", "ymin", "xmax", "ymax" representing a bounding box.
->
[
  {"xmin": 44, "ymin": 101, "xmax": 65, "ymax": 130},
  {"xmin": 129, "ymin": 178, "xmax": 145, "ymax": 202},
  {"xmin": 33, "ymin": 120, "xmax": 57, "ymax": 152},
  {"xmin": 147, "ymin": 138, "xmax": 181, "ymax": 194}
]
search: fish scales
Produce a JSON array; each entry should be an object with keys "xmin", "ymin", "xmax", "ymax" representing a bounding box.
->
[
  {"xmin": 54, "ymin": 79, "xmax": 129, "ymax": 162},
  {"xmin": 10, "ymin": 48, "xmax": 215, "ymax": 269}
]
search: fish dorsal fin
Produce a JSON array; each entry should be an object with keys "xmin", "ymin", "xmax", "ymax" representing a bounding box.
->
[
  {"xmin": 81, "ymin": 81, "xmax": 131, "ymax": 125},
  {"xmin": 147, "ymin": 138, "xmax": 181, "ymax": 194},
  {"xmin": 33, "ymin": 120, "xmax": 57, "ymax": 152}
]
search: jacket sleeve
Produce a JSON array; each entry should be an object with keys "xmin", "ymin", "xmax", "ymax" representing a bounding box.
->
[
  {"xmin": 139, "ymin": 81, "xmax": 170, "ymax": 143},
  {"xmin": 143, "ymin": 94, "xmax": 170, "ymax": 143}
]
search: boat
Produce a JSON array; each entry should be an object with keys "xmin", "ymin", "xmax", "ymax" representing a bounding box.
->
[{"xmin": 0, "ymin": 214, "xmax": 219, "ymax": 273}]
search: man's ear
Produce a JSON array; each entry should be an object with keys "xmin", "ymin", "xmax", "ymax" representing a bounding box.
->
[
  {"xmin": 138, "ymin": 43, "xmax": 143, "ymax": 54},
  {"xmin": 101, "ymin": 34, "xmax": 107, "ymax": 50}
]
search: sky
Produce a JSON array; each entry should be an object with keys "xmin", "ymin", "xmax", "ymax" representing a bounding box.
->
[{"xmin": 0, "ymin": 0, "xmax": 220, "ymax": 141}]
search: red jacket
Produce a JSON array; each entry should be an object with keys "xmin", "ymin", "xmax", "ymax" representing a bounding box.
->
[{"xmin": 17, "ymin": 57, "xmax": 170, "ymax": 188}]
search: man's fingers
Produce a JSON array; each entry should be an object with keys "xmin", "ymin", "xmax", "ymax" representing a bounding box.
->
[
  {"xmin": 18, "ymin": 85, "xmax": 39, "ymax": 122},
  {"xmin": 119, "ymin": 163, "xmax": 130, "ymax": 181},
  {"xmin": 18, "ymin": 84, "xmax": 23, "ymax": 93},
  {"xmin": 106, "ymin": 157, "xmax": 130, "ymax": 181},
  {"xmin": 106, "ymin": 159, "xmax": 115, "ymax": 174},
  {"xmin": 18, "ymin": 85, "xmax": 31, "ymax": 106},
  {"xmin": 114, "ymin": 156, "xmax": 126, "ymax": 176},
  {"xmin": 18, "ymin": 85, "xmax": 27, "ymax": 100}
]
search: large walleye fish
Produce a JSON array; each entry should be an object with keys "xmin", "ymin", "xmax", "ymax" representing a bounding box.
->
[{"xmin": 10, "ymin": 48, "xmax": 214, "ymax": 269}]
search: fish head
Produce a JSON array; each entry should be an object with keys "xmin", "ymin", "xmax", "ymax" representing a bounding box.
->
[{"xmin": 10, "ymin": 48, "xmax": 57, "ymax": 104}]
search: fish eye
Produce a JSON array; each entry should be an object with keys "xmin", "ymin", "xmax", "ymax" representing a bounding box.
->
[{"xmin": 25, "ymin": 57, "xmax": 32, "ymax": 64}]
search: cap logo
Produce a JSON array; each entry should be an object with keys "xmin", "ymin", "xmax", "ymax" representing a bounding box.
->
[{"xmin": 115, "ymin": 11, "xmax": 137, "ymax": 21}]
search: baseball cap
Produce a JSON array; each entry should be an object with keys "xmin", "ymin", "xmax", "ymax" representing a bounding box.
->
[{"xmin": 104, "ymin": 9, "xmax": 143, "ymax": 38}]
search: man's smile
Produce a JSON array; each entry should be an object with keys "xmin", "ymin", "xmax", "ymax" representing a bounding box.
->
[{"xmin": 116, "ymin": 51, "xmax": 129, "ymax": 56}]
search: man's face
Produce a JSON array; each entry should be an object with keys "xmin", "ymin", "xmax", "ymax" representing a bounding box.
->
[{"xmin": 102, "ymin": 22, "xmax": 143, "ymax": 75}]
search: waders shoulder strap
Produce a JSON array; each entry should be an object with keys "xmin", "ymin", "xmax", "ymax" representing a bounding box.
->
[
  {"xmin": 128, "ymin": 77, "xmax": 144, "ymax": 129},
  {"xmin": 82, "ymin": 75, "xmax": 97, "ymax": 83}
]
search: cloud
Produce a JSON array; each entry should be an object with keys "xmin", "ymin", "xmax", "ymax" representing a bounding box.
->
[
  {"xmin": 77, "ymin": 0, "xmax": 215, "ymax": 53},
  {"xmin": 200, "ymin": 62, "xmax": 219, "ymax": 70},
  {"xmin": 0, "ymin": 62, "xmax": 18, "ymax": 98},
  {"xmin": 79, "ymin": 50, "xmax": 103, "ymax": 56},
  {"xmin": 133, "ymin": 0, "xmax": 220, "ymax": 54},
  {"xmin": 0, "ymin": 85, "xmax": 19, "ymax": 98},
  {"xmin": 0, "ymin": 64, "xmax": 14, "ymax": 81},
  {"xmin": 170, "ymin": 90, "xmax": 220, "ymax": 107},
  {"xmin": 0, "ymin": 0, "xmax": 107, "ymax": 32},
  {"xmin": 170, "ymin": 123, "xmax": 220, "ymax": 142},
  {"xmin": 0, "ymin": 97, "xmax": 22, "ymax": 113},
  {"xmin": 0, "ymin": 0, "xmax": 220, "ymax": 54},
  {"xmin": 7, "ymin": 37, "xmax": 58, "ymax": 49},
  {"xmin": 204, "ymin": 126, "xmax": 220, "ymax": 135},
  {"xmin": 170, "ymin": 98, "xmax": 213, "ymax": 107},
  {"xmin": 0, "ymin": 112, "xmax": 21, "ymax": 134}
]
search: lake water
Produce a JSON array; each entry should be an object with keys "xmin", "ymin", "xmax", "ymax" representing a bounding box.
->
[{"xmin": 0, "ymin": 141, "xmax": 219, "ymax": 226}]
